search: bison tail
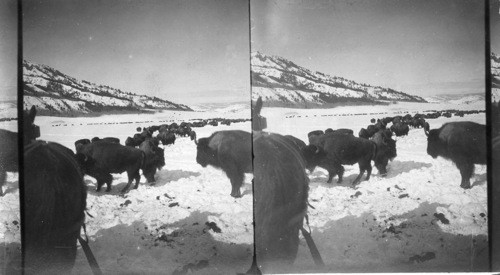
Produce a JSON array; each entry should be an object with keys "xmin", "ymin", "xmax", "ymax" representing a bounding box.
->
[
  {"xmin": 370, "ymin": 141, "xmax": 377, "ymax": 161},
  {"xmin": 140, "ymin": 151, "xmax": 146, "ymax": 169}
]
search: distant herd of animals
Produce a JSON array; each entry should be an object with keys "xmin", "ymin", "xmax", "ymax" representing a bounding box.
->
[{"xmin": 0, "ymin": 102, "xmax": 494, "ymax": 273}]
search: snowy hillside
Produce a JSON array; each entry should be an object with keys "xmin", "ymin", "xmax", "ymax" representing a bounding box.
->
[
  {"xmin": 424, "ymin": 93, "xmax": 485, "ymax": 106},
  {"xmin": 492, "ymin": 52, "xmax": 500, "ymax": 102},
  {"xmin": 251, "ymin": 52, "xmax": 427, "ymax": 107},
  {"xmin": 23, "ymin": 60, "xmax": 192, "ymax": 116}
]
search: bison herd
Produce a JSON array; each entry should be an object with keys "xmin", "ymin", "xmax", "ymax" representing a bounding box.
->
[{"xmin": 0, "ymin": 103, "xmax": 491, "ymax": 273}]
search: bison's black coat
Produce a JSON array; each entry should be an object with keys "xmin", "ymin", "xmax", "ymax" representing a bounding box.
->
[
  {"xmin": 195, "ymin": 130, "xmax": 251, "ymax": 198},
  {"xmin": 24, "ymin": 141, "xmax": 87, "ymax": 274},
  {"xmin": 303, "ymin": 134, "xmax": 376, "ymax": 185},
  {"xmin": 77, "ymin": 141, "xmax": 145, "ymax": 193},
  {"xmin": 253, "ymin": 133, "xmax": 308, "ymax": 271},
  {"xmin": 425, "ymin": 121, "xmax": 486, "ymax": 189}
]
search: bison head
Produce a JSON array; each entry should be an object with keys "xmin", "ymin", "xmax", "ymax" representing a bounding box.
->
[
  {"xmin": 74, "ymin": 152, "xmax": 95, "ymax": 174},
  {"xmin": 425, "ymin": 129, "xmax": 444, "ymax": 159},
  {"xmin": 424, "ymin": 124, "xmax": 445, "ymax": 159},
  {"xmin": 153, "ymin": 146, "xmax": 166, "ymax": 170},
  {"xmin": 372, "ymin": 131, "xmax": 397, "ymax": 176},
  {"xmin": 301, "ymin": 145, "xmax": 328, "ymax": 172},
  {"xmin": 195, "ymin": 137, "xmax": 217, "ymax": 168}
]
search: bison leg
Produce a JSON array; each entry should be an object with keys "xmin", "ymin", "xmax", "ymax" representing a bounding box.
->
[
  {"xmin": 337, "ymin": 165, "xmax": 345, "ymax": 183},
  {"xmin": 133, "ymin": 170, "xmax": 141, "ymax": 189},
  {"xmin": 96, "ymin": 180, "xmax": 104, "ymax": 192},
  {"xmin": 227, "ymin": 170, "xmax": 244, "ymax": 198},
  {"xmin": 365, "ymin": 163, "xmax": 373, "ymax": 181},
  {"xmin": 104, "ymin": 174, "xmax": 113, "ymax": 192},
  {"xmin": 121, "ymin": 179, "xmax": 133, "ymax": 193},
  {"xmin": 456, "ymin": 159, "xmax": 474, "ymax": 189},
  {"xmin": 322, "ymin": 162, "xmax": 342, "ymax": 184},
  {"xmin": 375, "ymin": 158, "xmax": 388, "ymax": 177},
  {"xmin": 352, "ymin": 163, "xmax": 367, "ymax": 186}
]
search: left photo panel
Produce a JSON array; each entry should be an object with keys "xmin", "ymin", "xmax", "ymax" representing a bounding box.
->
[
  {"xmin": 21, "ymin": 0, "xmax": 252, "ymax": 274},
  {"xmin": 0, "ymin": 0, "xmax": 21, "ymax": 273}
]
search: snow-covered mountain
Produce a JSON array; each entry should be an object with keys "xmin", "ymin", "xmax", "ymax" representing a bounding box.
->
[
  {"xmin": 23, "ymin": 60, "xmax": 192, "ymax": 116},
  {"xmin": 251, "ymin": 52, "xmax": 426, "ymax": 108},
  {"xmin": 424, "ymin": 93, "xmax": 485, "ymax": 105},
  {"xmin": 492, "ymin": 52, "xmax": 500, "ymax": 102}
]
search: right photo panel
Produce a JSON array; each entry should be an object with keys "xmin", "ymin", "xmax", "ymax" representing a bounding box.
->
[{"xmin": 251, "ymin": 0, "xmax": 488, "ymax": 273}]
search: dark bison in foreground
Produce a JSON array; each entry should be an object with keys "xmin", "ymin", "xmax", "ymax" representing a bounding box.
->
[
  {"xmin": 0, "ymin": 130, "xmax": 18, "ymax": 196},
  {"xmin": 254, "ymin": 133, "xmax": 309, "ymax": 272},
  {"xmin": 24, "ymin": 140, "xmax": 87, "ymax": 274},
  {"xmin": 424, "ymin": 121, "xmax": 486, "ymax": 189},
  {"xmin": 302, "ymin": 134, "xmax": 376, "ymax": 185},
  {"xmin": 76, "ymin": 141, "xmax": 145, "ymax": 193},
  {"xmin": 195, "ymin": 130, "xmax": 252, "ymax": 198}
]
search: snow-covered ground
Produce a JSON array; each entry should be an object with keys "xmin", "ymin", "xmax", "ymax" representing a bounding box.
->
[
  {"xmin": 0, "ymin": 97, "xmax": 490, "ymax": 273},
  {"xmin": 259, "ymin": 99, "xmax": 488, "ymax": 273}
]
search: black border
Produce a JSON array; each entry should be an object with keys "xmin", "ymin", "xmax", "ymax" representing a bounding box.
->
[{"xmin": 17, "ymin": 0, "xmax": 25, "ymax": 272}]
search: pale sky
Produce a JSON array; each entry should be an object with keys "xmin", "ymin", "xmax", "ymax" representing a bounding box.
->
[
  {"xmin": 23, "ymin": 0, "xmax": 250, "ymax": 105},
  {"xmin": 251, "ymin": 0, "xmax": 486, "ymax": 97},
  {"xmin": 0, "ymin": 0, "xmax": 494, "ymax": 103},
  {"xmin": 0, "ymin": 0, "xmax": 17, "ymax": 100}
]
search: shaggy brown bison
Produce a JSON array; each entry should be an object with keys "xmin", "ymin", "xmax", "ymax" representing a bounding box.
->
[
  {"xmin": 76, "ymin": 141, "xmax": 145, "ymax": 193},
  {"xmin": 302, "ymin": 134, "xmax": 376, "ymax": 185},
  {"xmin": 253, "ymin": 132, "xmax": 309, "ymax": 271},
  {"xmin": 424, "ymin": 121, "xmax": 486, "ymax": 189},
  {"xmin": 24, "ymin": 140, "xmax": 87, "ymax": 274},
  {"xmin": 195, "ymin": 130, "xmax": 252, "ymax": 198}
]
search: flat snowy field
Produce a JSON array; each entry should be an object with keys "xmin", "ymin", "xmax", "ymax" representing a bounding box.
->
[{"xmin": 0, "ymin": 99, "xmax": 490, "ymax": 274}]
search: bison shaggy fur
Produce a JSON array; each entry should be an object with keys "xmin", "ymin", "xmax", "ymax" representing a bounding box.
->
[
  {"xmin": 76, "ymin": 141, "xmax": 145, "ymax": 193},
  {"xmin": 24, "ymin": 141, "xmax": 87, "ymax": 274},
  {"xmin": 195, "ymin": 130, "xmax": 251, "ymax": 198},
  {"xmin": 425, "ymin": 121, "xmax": 486, "ymax": 189},
  {"xmin": 303, "ymin": 134, "xmax": 376, "ymax": 185},
  {"xmin": 253, "ymin": 133, "xmax": 308, "ymax": 271}
]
